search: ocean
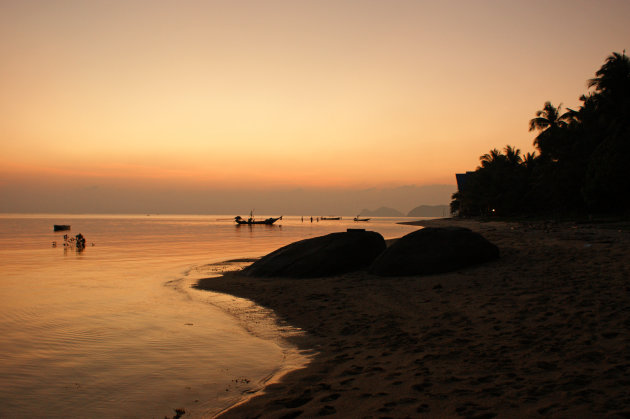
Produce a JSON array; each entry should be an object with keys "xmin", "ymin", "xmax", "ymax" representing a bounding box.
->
[{"xmin": 0, "ymin": 214, "xmax": 420, "ymax": 418}]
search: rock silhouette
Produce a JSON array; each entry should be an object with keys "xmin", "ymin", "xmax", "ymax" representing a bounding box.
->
[
  {"xmin": 245, "ymin": 230, "xmax": 386, "ymax": 278},
  {"xmin": 370, "ymin": 227, "xmax": 499, "ymax": 276}
]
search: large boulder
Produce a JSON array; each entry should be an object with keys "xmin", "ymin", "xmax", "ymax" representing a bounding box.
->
[
  {"xmin": 245, "ymin": 230, "xmax": 386, "ymax": 278},
  {"xmin": 369, "ymin": 227, "xmax": 499, "ymax": 276}
]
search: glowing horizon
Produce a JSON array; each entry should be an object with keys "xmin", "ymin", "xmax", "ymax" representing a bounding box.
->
[{"xmin": 1, "ymin": 0, "xmax": 629, "ymax": 212}]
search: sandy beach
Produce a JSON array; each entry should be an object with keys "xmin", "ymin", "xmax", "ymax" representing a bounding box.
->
[{"xmin": 197, "ymin": 218, "xmax": 630, "ymax": 418}]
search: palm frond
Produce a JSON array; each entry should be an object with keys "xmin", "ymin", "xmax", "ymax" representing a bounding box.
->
[{"xmin": 529, "ymin": 117, "xmax": 550, "ymax": 131}]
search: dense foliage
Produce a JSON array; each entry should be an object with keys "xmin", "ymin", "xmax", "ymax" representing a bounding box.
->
[{"xmin": 452, "ymin": 51, "xmax": 630, "ymax": 217}]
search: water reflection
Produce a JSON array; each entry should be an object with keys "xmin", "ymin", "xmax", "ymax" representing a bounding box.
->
[{"xmin": 0, "ymin": 214, "xmax": 424, "ymax": 418}]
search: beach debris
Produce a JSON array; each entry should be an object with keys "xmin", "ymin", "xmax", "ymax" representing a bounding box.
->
[{"xmin": 370, "ymin": 227, "xmax": 499, "ymax": 276}]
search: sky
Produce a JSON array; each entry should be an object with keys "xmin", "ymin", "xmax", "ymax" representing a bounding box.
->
[{"xmin": 1, "ymin": 0, "xmax": 629, "ymax": 214}]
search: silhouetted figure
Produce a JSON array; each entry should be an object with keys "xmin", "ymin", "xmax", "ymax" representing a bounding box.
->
[{"xmin": 75, "ymin": 233, "xmax": 86, "ymax": 251}]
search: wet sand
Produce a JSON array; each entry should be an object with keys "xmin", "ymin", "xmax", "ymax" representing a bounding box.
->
[{"xmin": 197, "ymin": 218, "xmax": 630, "ymax": 418}]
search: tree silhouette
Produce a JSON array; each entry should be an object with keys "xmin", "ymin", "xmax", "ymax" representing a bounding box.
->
[
  {"xmin": 588, "ymin": 51, "xmax": 630, "ymax": 96},
  {"xmin": 522, "ymin": 152, "xmax": 537, "ymax": 170},
  {"xmin": 480, "ymin": 148, "xmax": 505, "ymax": 168},
  {"xmin": 504, "ymin": 145, "xmax": 522, "ymax": 166},
  {"xmin": 454, "ymin": 146, "xmax": 530, "ymax": 216},
  {"xmin": 452, "ymin": 51, "xmax": 630, "ymax": 217},
  {"xmin": 528, "ymin": 101, "xmax": 574, "ymax": 160},
  {"xmin": 582, "ymin": 51, "xmax": 630, "ymax": 212}
]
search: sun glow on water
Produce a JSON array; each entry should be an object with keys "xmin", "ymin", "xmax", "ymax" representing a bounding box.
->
[{"xmin": 0, "ymin": 214, "xmax": 419, "ymax": 418}]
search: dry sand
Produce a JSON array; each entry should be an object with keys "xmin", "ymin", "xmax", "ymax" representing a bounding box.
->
[{"xmin": 196, "ymin": 218, "xmax": 630, "ymax": 418}]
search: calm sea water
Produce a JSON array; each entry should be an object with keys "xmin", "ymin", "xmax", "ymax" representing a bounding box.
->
[{"xmin": 0, "ymin": 214, "xmax": 421, "ymax": 418}]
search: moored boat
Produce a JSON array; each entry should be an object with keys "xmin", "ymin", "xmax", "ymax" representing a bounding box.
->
[
  {"xmin": 53, "ymin": 225, "xmax": 71, "ymax": 231},
  {"xmin": 235, "ymin": 213, "xmax": 282, "ymax": 225},
  {"xmin": 353, "ymin": 216, "xmax": 370, "ymax": 222}
]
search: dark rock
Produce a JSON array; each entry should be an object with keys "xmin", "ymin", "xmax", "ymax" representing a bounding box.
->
[
  {"xmin": 369, "ymin": 227, "xmax": 499, "ymax": 276},
  {"xmin": 245, "ymin": 230, "xmax": 386, "ymax": 278}
]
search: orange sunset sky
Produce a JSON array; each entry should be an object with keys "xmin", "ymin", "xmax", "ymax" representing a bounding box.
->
[{"xmin": 1, "ymin": 0, "xmax": 629, "ymax": 214}]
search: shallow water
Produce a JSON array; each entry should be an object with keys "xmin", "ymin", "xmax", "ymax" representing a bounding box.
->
[{"xmin": 0, "ymin": 214, "xmax": 421, "ymax": 418}]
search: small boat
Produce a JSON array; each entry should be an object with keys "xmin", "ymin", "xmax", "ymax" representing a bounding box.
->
[
  {"xmin": 353, "ymin": 216, "xmax": 370, "ymax": 222},
  {"xmin": 235, "ymin": 212, "xmax": 282, "ymax": 225},
  {"xmin": 53, "ymin": 225, "xmax": 71, "ymax": 231},
  {"xmin": 320, "ymin": 216, "xmax": 341, "ymax": 220}
]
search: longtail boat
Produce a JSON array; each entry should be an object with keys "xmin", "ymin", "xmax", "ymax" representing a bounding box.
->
[{"xmin": 235, "ymin": 213, "xmax": 282, "ymax": 225}]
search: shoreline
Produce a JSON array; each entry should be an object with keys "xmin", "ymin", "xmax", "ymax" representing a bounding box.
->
[
  {"xmin": 196, "ymin": 218, "xmax": 630, "ymax": 418},
  {"xmin": 183, "ymin": 259, "xmax": 315, "ymax": 418}
]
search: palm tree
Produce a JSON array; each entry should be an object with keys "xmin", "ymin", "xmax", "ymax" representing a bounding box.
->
[
  {"xmin": 582, "ymin": 51, "xmax": 630, "ymax": 213},
  {"xmin": 587, "ymin": 51, "xmax": 630, "ymax": 95},
  {"xmin": 529, "ymin": 101, "xmax": 574, "ymax": 159},
  {"xmin": 528, "ymin": 101, "xmax": 572, "ymax": 135},
  {"xmin": 522, "ymin": 152, "xmax": 537, "ymax": 169},
  {"xmin": 504, "ymin": 145, "xmax": 522, "ymax": 165},
  {"xmin": 479, "ymin": 148, "xmax": 505, "ymax": 168}
]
